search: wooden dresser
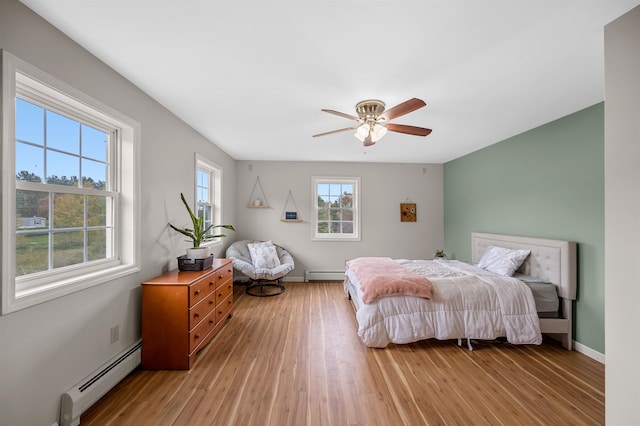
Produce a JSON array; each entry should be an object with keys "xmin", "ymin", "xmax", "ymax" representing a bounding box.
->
[{"xmin": 141, "ymin": 258, "xmax": 233, "ymax": 370}]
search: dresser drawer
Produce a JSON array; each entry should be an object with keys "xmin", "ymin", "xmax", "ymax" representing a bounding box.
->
[
  {"xmin": 216, "ymin": 294, "xmax": 233, "ymax": 324},
  {"xmin": 189, "ymin": 311, "xmax": 216, "ymax": 353},
  {"xmin": 215, "ymin": 264, "xmax": 233, "ymax": 286},
  {"xmin": 189, "ymin": 293, "xmax": 216, "ymax": 330},
  {"xmin": 189, "ymin": 275, "xmax": 216, "ymax": 307},
  {"xmin": 216, "ymin": 279, "xmax": 233, "ymax": 306}
]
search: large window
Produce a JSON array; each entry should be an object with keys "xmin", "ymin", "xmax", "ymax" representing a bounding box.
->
[
  {"xmin": 1, "ymin": 51, "xmax": 140, "ymax": 314},
  {"xmin": 15, "ymin": 98, "xmax": 114, "ymax": 276},
  {"xmin": 195, "ymin": 155, "xmax": 223, "ymax": 246},
  {"xmin": 312, "ymin": 176, "xmax": 360, "ymax": 241}
]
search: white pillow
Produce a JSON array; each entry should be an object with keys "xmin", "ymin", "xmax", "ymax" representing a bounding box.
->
[
  {"xmin": 247, "ymin": 241, "xmax": 281, "ymax": 269},
  {"xmin": 477, "ymin": 245, "xmax": 530, "ymax": 276}
]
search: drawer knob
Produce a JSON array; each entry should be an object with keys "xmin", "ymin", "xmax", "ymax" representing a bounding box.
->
[
  {"xmin": 194, "ymin": 334, "xmax": 200, "ymax": 340},
  {"xmin": 209, "ymin": 319, "xmax": 214, "ymax": 324},
  {"xmin": 194, "ymin": 313, "xmax": 199, "ymax": 319},
  {"xmin": 209, "ymin": 281, "xmax": 214, "ymax": 286},
  {"xmin": 209, "ymin": 300, "xmax": 214, "ymax": 306},
  {"xmin": 194, "ymin": 289, "xmax": 201, "ymax": 296}
]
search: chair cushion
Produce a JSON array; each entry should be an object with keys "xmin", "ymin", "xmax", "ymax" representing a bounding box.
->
[{"xmin": 248, "ymin": 241, "xmax": 281, "ymax": 269}]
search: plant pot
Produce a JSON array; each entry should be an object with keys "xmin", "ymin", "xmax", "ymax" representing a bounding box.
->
[{"xmin": 186, "ymin": 247, "xmax": 211, "ymax": 260}]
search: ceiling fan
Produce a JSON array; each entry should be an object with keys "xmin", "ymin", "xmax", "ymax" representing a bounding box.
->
[{"xmin": 313, "ymin": 98, "xmax": 432, "ymax": 146}]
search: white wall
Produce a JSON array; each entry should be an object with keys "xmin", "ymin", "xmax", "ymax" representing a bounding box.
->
[
  {"xmin": 604, "ymin": 4, "xmax": 640, "ymax": 424},
  {"xmin": 0, "ymin": 2, "xmax": 237, "ymax": 425},
  {"xmin": 235, "ymin": 161, "xmax": 444, "ymax": 279}
]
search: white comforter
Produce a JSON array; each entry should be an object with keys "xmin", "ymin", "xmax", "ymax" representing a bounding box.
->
[{"xmin": 345, "ymin": 259, "xmax": 542, "ymax": 348}]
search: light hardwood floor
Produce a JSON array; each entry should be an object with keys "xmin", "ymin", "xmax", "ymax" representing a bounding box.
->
[{"xmin": 82, "ymin": 281, "xmax": 604, "ymax": 425}]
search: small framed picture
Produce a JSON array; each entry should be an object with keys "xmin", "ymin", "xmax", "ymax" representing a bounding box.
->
[
  {"xmin": 285, "ymin": 211, "xmax": 297, "ymax": 220},
  {"xmin": 400, "ymin": 203, "xmax": 416, "ymax": 222}
]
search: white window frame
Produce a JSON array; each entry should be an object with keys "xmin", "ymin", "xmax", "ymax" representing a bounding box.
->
[
  {"xmin": 1, "ymin": 50, "xmax": 141, "ymax": 314},
  {"xmin": 312, "ymin": 176, "xmax": 361, "ymax": 242},
  {"xmin": 195, "ymin": 154, "xmax": 223, "ymax": 249}
]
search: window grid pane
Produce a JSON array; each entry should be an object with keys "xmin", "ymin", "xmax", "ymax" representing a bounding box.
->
[
  {"xmin": 16, "ymin": 98, "xmax": 44, "ymax": 146},
  {"xmin": 15, "ymin": 232, "xmax": 49, "ymax": 277},
  {"xmin": 52, "ymin": 230, "xmax": 85, "ymax": 268}
]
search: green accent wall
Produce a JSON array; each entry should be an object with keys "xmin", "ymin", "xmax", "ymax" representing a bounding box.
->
[{"xmin": 443, "ymin": 103, "xmax": 604, "ymax": 353}]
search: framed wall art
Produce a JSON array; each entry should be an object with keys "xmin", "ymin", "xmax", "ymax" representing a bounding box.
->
[{"xmin": 400, "ymin": 203, "xmax": 416, "ymax": 222}]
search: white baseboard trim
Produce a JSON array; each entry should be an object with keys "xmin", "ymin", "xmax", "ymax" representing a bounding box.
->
[
  {"xmin": 60, "ymin": 340, "xmax": 141, "ymax": 426},
  {"xmin": 235, "ymin": 276, "xmax": 341, "ymax": 283},
  {"xmin": 573, "ymin": 340, "xmax": 605, "ymax": 364},
  {"xmin": 233, "ymin": 276, "xmax": 305, "ymax": 283},
  {"xmin": 303, "ymin": 270, "xmax": 345, "ymax": 282}
]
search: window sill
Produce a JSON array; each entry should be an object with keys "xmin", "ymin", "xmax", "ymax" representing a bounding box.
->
[{"xmin": 3, "ymin": 263, "xmax": 140, "ymax": 315}]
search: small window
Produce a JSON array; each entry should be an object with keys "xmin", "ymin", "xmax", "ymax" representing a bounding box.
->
[
  {"xmin": 195, "ymin": 155, "xmax": 223, "ymax": 246},
  {"xmin": 312, "ymin": 176, "xmax": 360, "ymax": 241},
  {"xmin": 1, "ymin": 50, "xmax": 140, "ymax": 314}
]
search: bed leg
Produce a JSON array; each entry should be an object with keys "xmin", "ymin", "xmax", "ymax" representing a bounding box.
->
[{"xmin": 457, "ymin": 338, "xmax": 474, "ymax": 350}]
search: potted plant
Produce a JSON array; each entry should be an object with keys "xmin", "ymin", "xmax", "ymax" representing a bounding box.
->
[
  {"xmin": 434, "ymin": 249, "xmax": 446, "ymax": 259},
  {"xmin": 169, "ymin": 193, "xmax": 235, "ymax": 260}
]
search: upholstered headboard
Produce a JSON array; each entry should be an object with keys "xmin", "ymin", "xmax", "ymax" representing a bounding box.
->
[{"xmin": 471, "ymin": 232, "xmax": 577, "ymax": 300}]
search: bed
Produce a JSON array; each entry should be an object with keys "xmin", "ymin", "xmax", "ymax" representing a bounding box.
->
[{"xmin": 344, "ymin": 232, "xmax": 577, "ymax": 350}]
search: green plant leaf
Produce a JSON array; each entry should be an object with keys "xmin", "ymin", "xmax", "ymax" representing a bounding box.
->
[{"xmin": 168, "ymin": 193, "xmax": 236, "ymax": 248}]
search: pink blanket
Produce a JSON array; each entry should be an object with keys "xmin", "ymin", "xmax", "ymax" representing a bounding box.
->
[{"xmin": 347, "ymin": 257, "xmax": 433, "ymax": 304}]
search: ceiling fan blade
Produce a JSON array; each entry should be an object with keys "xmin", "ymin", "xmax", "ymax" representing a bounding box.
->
[
  {"xmin": 378, "ymin": 98, "xmax": 426, "ymax": 121},
  {"xmin": 312, "ymin": 126, "xmax": 359, "ymax": 138},
  {"xmin": 386, "ymin": 123, "xmax": 432, "ymax": 137},
  {"xmin": 321, "ymin": 109, "xmax": 359, "ymax": 121}
]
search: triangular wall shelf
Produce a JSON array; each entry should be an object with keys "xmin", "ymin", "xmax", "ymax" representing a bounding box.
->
[
  {"xmin": 280, "ymin": 190, "xmax": 302, "ymax": 222},
  {"xmin": 247, "ymin": 176, "xmax": 270, "ymax": 208}
]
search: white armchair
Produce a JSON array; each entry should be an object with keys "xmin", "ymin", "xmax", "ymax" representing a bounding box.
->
[{"xmin": 226, "ymin": 240, "xmax": 294, "ymax": 296}]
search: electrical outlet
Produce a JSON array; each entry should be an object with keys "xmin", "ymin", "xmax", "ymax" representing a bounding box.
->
[{"xmin": 110, "ymin": 325, "xmax": 120, "ymax": 344}]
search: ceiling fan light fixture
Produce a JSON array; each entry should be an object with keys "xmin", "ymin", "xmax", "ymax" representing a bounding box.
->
[
  {"xmin": 354, "ymin": 122, "xmax": 388, "ymax": 144},
  {"xmin": 355, "ymin": 123, "xmax": 369, "ymax": 140},
  {"xmin": 371, "ymin": 123, "xmax": 387, "ymax": 142}
]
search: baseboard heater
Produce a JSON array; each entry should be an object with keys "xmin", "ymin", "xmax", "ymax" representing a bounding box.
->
[
  {"xmin": 304, "ymin": 270, "xmax": 344, "ymax": 282},
  {"xmin": 60, "ymin": 339, "xmax": 142, "ymax": 426}
]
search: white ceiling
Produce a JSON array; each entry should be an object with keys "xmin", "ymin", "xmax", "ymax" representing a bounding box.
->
[{"xmin": 20, "ymin": 0, "xmax": 640, "ymax": 164}]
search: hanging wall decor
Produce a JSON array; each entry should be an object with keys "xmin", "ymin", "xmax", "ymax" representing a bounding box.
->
[
  {"xmin": 281, "ymin": 190, "xmax": 302, "ymax": 222},
  {"xmin": 400, "ymin": 202, "xmax": 416, "ymax": 222},
  {"xmin": 247, "ymin": 176, "xmax": 269, "ymax": 208}
]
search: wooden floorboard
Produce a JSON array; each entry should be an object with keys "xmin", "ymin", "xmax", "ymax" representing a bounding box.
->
[{"xmin": 81, "ymin": 281, "xmax": 604, "ymax": 425}]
